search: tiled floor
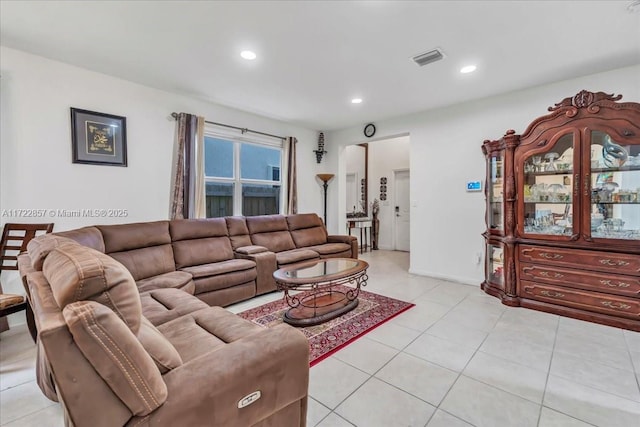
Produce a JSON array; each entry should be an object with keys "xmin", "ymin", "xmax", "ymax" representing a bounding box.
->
[{"xmin": 1, "ymin": 250, "xmax": 639, "ymax": 426}]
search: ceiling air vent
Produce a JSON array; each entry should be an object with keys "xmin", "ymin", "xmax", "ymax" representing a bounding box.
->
[{"xmin": 412, "ymin": 48, "xmax": 444, "ymax": 67}]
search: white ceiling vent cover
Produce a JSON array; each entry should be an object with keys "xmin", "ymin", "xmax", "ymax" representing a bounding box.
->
[{"xmin": 412, "ymin": 49, "xmax": 445, "ymax": 67}]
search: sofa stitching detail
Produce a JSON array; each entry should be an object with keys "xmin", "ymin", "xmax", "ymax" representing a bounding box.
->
[{"xmin": 76, "ymin": 304, "xmax": 157, "ymax": 411}]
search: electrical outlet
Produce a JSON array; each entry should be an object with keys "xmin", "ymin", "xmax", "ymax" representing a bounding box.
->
[{"xmin": 474, "ymin": 252, "xmax": 482, "ymax": 264}]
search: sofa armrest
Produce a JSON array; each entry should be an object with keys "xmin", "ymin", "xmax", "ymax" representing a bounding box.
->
[
  {"xmin": 235, "ymin": 251, "xmax": 278, "ymax": 295},
  {"xmin": 131, "ymin": 324, "xmax": 309, "ymax": 427},
  {"xmin": 327, "ymin": 235, "xmax": 358, "ymax": 259},
  {"xmin": 235, "ymin": 245, "xmax": 268, "ymax": 255}
]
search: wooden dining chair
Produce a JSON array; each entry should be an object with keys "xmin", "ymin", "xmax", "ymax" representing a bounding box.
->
[{"xmin": 0, "ymin": 223, "xmax": 54, "ymax": 340}]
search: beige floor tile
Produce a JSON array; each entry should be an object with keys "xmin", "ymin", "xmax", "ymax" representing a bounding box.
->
[
  {"xmin": 2, "ymin": 403, "xmax": 64, "ymax": 427},
  {"xmin": 463, "ymin": 351, "xmax": 547, "ymax": 404},
  {"xmin": 335, "ymin": 377, "xmax": 435, "ymax": 427},
  {"xmin": 440, "ymin": 305, "xmax": 501, "ymax": 333},
  {"xmin": 309, "ymin": 357, "xmax": 369, "ymax": 409},
  {"xmin": 631, "ymin": 351, "xmax": 640, "ymax": 373},
  {"xmin": 625, "ymin": 330, "xmax": 640, "ymax": 353},
  {"xmin": 359, "ymin": 321, "xmax": 421, "ymax": 350},
  {"xmin": 544, "ymin": 375, "xmax": 640, "ymax": 427},
  {"xmin": 307, "ymin": 397, "xmax": 331, "ymax": 427},
  {"xmin": 557, "ymin": 318, "xmax": 627, "ymax": 350},
  {"xmin": 375, "ymin": 352, "xmax": 458, "ymax": 407},
  {"xmin": 425, "ymin": 318, "xmax": 488, "ymax": 349},
  {"xmin": 388, "ymin": 303, "xmax": 445, "ymax": 332},
  {"xmin": 404, "ymin": 333, "xmax": 477, "ymax": 372},
  {"xmin": 491, "ymin": 317, "xmax": 557, "ymax": 349},
  {"xmin": 550, "ymin": 351, "xmax": 640, "ymax": 402},
  {"xmin": 440, "ymin": 376, "xmax": 540, "ymax": 427},
  {"xmin": 0, "ymin": 356, "xmax": 36, "ymax": 391},
  {"xmin": 315, "ymin": 412, "xmax": 355, "ymax": 427},
  {"xmin": 426, "ymin": 409, "xmax": 474, "ymax": 427},
  {"xmin": 332, "ymin": 337, "xmax": 398, "ymax": 375},
  {"xmin": 480, "ymin": 331, "xmax": 552, "ymax": 372},
  {"xmin": 554, "ymin": 334, "xmax": 634, "ymax": 372},
  {"xmin": 0, "ymin": 381, "xmax": 56, "ymax": 424},
  {"xmin": 537, "ymin": 407, "xmax": 595, "ymax": 427}
]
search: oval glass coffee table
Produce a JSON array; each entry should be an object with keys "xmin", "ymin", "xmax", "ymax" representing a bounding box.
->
[{"xmin": 273, "ymin": 258, "xmax": 369, "ymax": 326}]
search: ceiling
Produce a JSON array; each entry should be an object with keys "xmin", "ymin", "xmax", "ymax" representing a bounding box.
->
[{"xmin": 1, "ymin": 1, "xmax": 639, "ymax": 131}]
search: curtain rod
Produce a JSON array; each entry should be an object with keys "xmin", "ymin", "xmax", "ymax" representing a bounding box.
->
[{"xmin": 171, "ymin": 112, "xmax": 286, "ymax": 141}]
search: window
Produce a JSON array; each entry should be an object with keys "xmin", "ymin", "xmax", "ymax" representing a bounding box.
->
[{"xmin": 204, "ymin": 131, "xmax": 282, "ymax": 218}]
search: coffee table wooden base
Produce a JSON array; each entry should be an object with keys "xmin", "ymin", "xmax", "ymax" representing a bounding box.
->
[{"xmin": 283, "ymin": 291, "xmax": 359, "ymax": 327}]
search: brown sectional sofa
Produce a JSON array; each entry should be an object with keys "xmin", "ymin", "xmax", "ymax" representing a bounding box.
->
[
  {"xmin": 16, "ymin": 213, "xmax": 357, "ymax": 426},
  {"xmin": 53, "ymin": 213, "xmax": 357, "ymax": 308}
]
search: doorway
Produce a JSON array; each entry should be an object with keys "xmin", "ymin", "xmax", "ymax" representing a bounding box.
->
[{"xmin": 394, "ymin": 169, "xmax": 410, "ymax": 251}]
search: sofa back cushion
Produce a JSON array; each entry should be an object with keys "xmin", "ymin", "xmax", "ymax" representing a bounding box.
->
[
  {"xmin": 42, "ymin": 243, "xmax": 142, "ymax": 334},
  {"xmin": 98, "ymin": 222, "xmax": 175, "ymax": 280},
  {"xmin": 246, "ymin": 215, "xmax": 296, "ymax": 253},
  {"xmin": 169, "ymin": 219, "xmax": 234, "ymax": 268},
  {"xmin": 225, "ymin": 217, "xmax": 253, "ymax": 250},
  {"xmin": 287, "ymin": 213, "xmax": 328, "ymax": 248},
  {"xmin": 57, "ymin": 226, "xmax": 106, "ymax": 253},
  {"xmin": 63, "ymin": 301, "xmax": 167, "ymax": 416}
]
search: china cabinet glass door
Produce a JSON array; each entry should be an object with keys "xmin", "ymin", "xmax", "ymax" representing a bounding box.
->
[
  {"xmin": 588, "ymin": 130, "xmax": 640, "ymax": 240},
  {"xmin": 522, "ymin": 133, "xmax": 576, "ymax": 237},
  {"xmin": 486, "ymin": 243, "xmax": 504, "ymax": 288},
  {"xmin": 489, "ymin": 155, "xmax": 504, "ymax": 231}
]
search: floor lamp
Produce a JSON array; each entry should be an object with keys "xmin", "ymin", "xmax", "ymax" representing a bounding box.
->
[{"xmin": 316, "ymin": 173, "xmax": 335, "ymax": 226}]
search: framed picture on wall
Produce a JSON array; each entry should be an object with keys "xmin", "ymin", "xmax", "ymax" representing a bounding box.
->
[{"xmin": 70, "ymin": 108, "xmax": 127, "ymax": 166}]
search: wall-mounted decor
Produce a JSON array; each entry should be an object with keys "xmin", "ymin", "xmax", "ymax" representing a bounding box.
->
[
  {"xmin": 71, "ymin": 108, "xmax": 127, "ymax": 166},
  {"xmin": 379, "ymin": 177, "xmax": 388, "ymax": 201},
  {"xmin": 314, "ymin": 131, "xmax": 327, "ymax": 163}
]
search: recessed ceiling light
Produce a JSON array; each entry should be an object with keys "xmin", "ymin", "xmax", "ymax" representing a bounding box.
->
[
  {"xmin": 351, "ymin": 98, "xmax": 363, "ymax": 104},
  {"xmin": 240, "ymin": 50, "xmax": 257, "ymax": 60},
  {"xmin": 460, "ymin": 65, "xmax": 477, "ymax": 74}
]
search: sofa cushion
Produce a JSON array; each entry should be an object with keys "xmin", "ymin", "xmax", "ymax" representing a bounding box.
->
[
  {"xmin": 43, "ymin": 243, "xmax": 142, "ymax": 334},
  {"xmin": 63, "ymin": 301, "xmax": 167, "ymax": 416},
  {"xmin": 137, "ymin": 317, "xmax": 183, "ymax": 374},
  {"xmin": 308, "ymin": 243, "xmax": 352, "ymax": 256},
  {"xmin": 169, "ymin": 218, "xmax": 228, "ymax": 240},
  {"xmin": 191, "ymin": 269, "xmax": 257, "ymax": 294},
  {"xmin": 27, "ymin": 234, "xmax": 79, "ymax": 271},
  {"xmin": 247, "ymin": 215, "xmax": 296, "ymax": 253},
  {"xmin": 276, "ymin": 248, "xmax": 319, "ymax": 266},
  {"xmin": 109, "ymin": 245, "xmax": 176, "ymax": 281},
  {"xmin": 180, "ymin": 259, "xmax": 255, "ymax": 279},
  {"xmin": 139, "ymin": 288, "xmax": 209, "ymax": 326},
  {"xmin": 56, "ymin": 226, "xmax": 106, "ymax": 253},
  {"xmin": 172, "ymin": 237, "xmax": 234, "ymax": 269},
  {"xmin": 225, "ymin": 217, "xmax": 252, "ymax": 250},
  {"xmin": 287, "ymin": 213, "xmax": 328, "ymax": 248},
  {"xmin": 157, "ymin": 307, "xmax": 263, "ymax": 363},
  {"xmin": 98, "ymin": 221, "xmax": 171, "ymax": 253},
  {"xmin": 136, "ymin": 271, "xmax": 194, "ymax": 294}
]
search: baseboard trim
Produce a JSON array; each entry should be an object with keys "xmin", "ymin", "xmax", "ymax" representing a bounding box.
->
[{"xmin": 408, "ymin": 268, "xmax": 480, "ymax": 286}]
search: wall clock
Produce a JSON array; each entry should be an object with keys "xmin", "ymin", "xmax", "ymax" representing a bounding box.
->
[{"xmin": 364, "ymin": 123, "xmax": 376, "ymax": 138}]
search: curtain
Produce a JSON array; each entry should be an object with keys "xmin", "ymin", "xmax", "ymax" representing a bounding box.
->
[
  {"xmin": 170, "ymin": 113, "xmax": 205, "ymax": 219},
  {"xmin": 285, "ymin": 136, "xmax": 298, "ymax": 214}
]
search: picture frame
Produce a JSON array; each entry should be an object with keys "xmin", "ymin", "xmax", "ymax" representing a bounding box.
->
[{"xmin": 70, "ymin": 108, "xmax": 127, "ymax": 166}]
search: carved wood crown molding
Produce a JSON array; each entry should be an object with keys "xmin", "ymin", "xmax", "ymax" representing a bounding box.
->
[{"xmin": 548, "ymin": 90, "xmax": 622, "ymax": 112}]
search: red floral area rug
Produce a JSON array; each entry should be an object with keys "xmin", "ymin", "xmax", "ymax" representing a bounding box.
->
[{"xmin": 237, "ymin": 285, "xmax": 414, "ymax": 367}]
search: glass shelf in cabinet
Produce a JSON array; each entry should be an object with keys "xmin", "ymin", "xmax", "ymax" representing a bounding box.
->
[
  {"xmin": 590, "ymin": 165, "xmax": 640, "ymax": 173},
  {"xmin": 524, "ymin": 170, "xmax": 573, "ymax": 177}
]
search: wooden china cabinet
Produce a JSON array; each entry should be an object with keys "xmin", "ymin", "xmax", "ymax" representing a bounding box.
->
[{"xmin": 482, "ymin": 90, "xmax": 640, "ymax": 331}]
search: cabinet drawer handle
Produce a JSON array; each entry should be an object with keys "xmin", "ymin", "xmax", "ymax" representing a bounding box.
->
[
  {"xmin": 600, "ymin": 301, "xmax": 631, "ymax": 310},
  {"xmin": 540, "ymin": 290, "xmax": 564, "ymax": 298},
  {"xmin": 599, "ymin": 259, "xmax": 630, "ymax": 267},
  {"xmin": 599, "ymin": 280, "xmax": 631, "ymax": 288},
  {"xmin": 539, "ymin": 252, "xmax": 563, "ymax": 260},
  {"xmin": 539, "ymin": 271, "xmax": 564, "ymax": 279}
]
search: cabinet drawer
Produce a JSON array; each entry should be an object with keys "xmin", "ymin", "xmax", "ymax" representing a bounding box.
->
[
  {"xmin": 519, "ymin": 245, "xmax": 640, "ymax": 275},
  {"xmin": 519, "ymin": 280, "xmax": 640, "ymax": 320},
  {"xmin": 519, "ymin": 263, "xmax": 640, "ymax": 297}
]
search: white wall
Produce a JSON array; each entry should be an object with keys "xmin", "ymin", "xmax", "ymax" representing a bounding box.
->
[
  {"xmin": 0, "ymin": 46, "xmax": 323, "ymax": 324},
  {"xmin": 328, "ymin": 65, "xmax": 640, "ymax": 285},
  {"xmin": 367, "ymin": 136, "xmax": 410, "ymax": 250}
]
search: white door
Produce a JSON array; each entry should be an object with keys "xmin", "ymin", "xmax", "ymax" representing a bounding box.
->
[
  {"xmin": 346, "ymin": 173, "xmax": 358, "ymax": 214},
  {"xmin": 394, "ymin": 170, "xmax": 410, "ymax": 251}
]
